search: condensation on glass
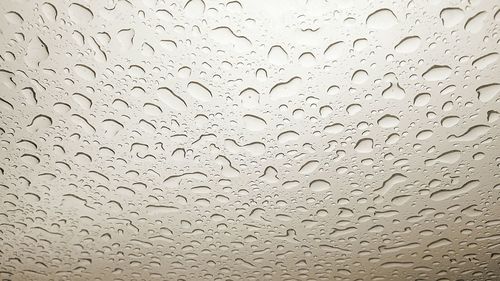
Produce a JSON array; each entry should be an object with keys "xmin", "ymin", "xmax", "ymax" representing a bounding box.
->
[{"xmin": 1, "ymin": 0, "xmax": 500, "ymax": 280}]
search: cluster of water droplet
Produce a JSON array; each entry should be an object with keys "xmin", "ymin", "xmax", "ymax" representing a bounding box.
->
[{"xmin": 1, "ymin": 0, "xmax": 500, "ymax": 280}]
